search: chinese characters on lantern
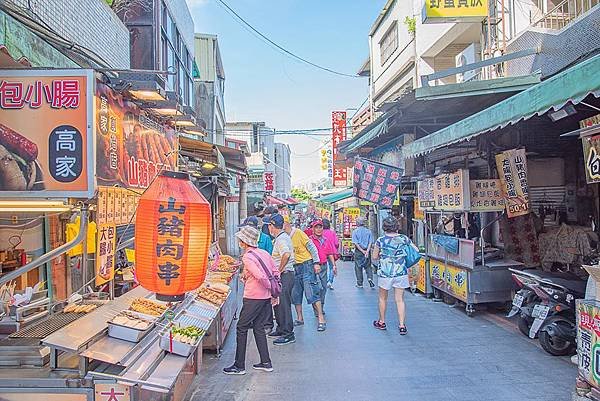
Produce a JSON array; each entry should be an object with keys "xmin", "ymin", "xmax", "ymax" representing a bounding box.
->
[
  {"xmin": 96, "ymin": 223, "xmax": 116, "ymax": 286},
  {"xmin": 331, "ymin": 111, "xmax": 347, "ymax": 186},
  {"xmin": 0, "ymin": 79, "xmax": 80, "ymax": 109},
  {"xmin": 352, "ymin": 158, "xmax": 401, "ymax": 207},
  {"xmin": 264, "ymin": 172, "xmax": 274, "ymax": 192},
  {"xmin": 156, "ymin": 197, "xmax": 187, "ymax": 287},
  {"xmin": 495, "ymin": 149, "xmax": 530, "ymax": 218}
]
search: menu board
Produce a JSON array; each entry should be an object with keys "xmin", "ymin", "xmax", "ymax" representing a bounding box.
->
[
  {"xmin": 495, "ymin": 149, "xmax": 530, "ymax": 218},
  {"xmin": 106, "ymin": 188, "xmax": 115, "ymax": 223},
  {"xmin": 433, "ymin": 170, "xmax": 470, "ymax": 211},
  {"xmin": 97, "ymin": 187, "xmax": 107, "ymax": 225},
  {"xmin": 96, "ymin": 223, "xmax": 116, "ymax": 286},
  {"xmin": 417, "ymin": 178, "xmax": 435, "ymax": 210},
  {"xmin": 469, "ymin": 179, "xmax": 505, "ymax": 212},
  {"xmin": 352, "ymin": 158, "xmax": 402, "ymax": 208},
  {"xmin": 114, "ymin": 188, "xmax": 122, "ymax": 225}
]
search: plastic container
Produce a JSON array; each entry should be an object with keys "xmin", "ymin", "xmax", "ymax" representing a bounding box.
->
[
  {"xmin": 159, "ymin": 332, "xmax": 201, "ymax": 357},
  {"xmin": 107, "ymin": 313, "xmax": 154, "ymax": 343}
]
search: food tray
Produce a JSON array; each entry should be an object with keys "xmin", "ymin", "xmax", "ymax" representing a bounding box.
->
[
  {"xmin": 186, "ymin": 301, "xmax": 219, "ymax": 320},
  {"xmin": 159, "ymin": 332, "xmax": 201, "ymax": 357},
  {"xmin": 174, "ymin": 314, "xmax": 212, "ymax": 331},
  {"xmin": 107, "ymin": 312, "xmax": 155, "ymax": 343}
]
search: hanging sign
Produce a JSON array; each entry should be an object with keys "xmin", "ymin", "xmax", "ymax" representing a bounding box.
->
[
  {"xmin": 433, "ymin": 170, "xmax": 470, "ymax": 211},
  {"xmin": 264, "ymin": 171, "xmax": 274, "ymax": 191},
  {"xmin": 0, "ymin": 69, "xmax": 93, "ymax": 197},
  {"xmin": 417, "ymin": 178, "xmax": 435, "ymax": 210},
  {"xmin": 343, "ymin": 207, "xmax": 360, "ymax": 237},
  {"xmin": 423, "ymin": 0, "xmax": 488, "ymax": 24},
  {"xmin": 332, "ymin": 111, "xmax": 347, "ymax": 187},
  {"xmin": 96, "ymin": 223, "xmax": 116, "ymax": 286},
  {"xmin": 352, "ymin": 158, "xmax": 402, "ymax": 208},
  {"xmin": 469, "ymin": 179, "xmax": 505, "ymax": 212},
  {"xmin": 582, "ymin": 134, "xmax": 600, "ymax": 184},
  {"xmin": 495, "ymin": 149, "xmax": 530, "ymax": 218}
]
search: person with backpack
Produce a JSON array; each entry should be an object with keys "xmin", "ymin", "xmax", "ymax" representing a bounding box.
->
[
  {"xmin": 371, "ymin": 216, "xmax": 420, "ymax": 335},
  {"xmin": 224, "ymin": 225, "xmax": 281, "ymax": 375}
]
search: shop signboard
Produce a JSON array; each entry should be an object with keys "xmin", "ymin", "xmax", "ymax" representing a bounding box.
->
[
  {"xmin": 106, "ymin": 187, "xmax": 115, "ymax": 223},
  {"xmin": 114, "ymin": 187, "xmax": 122, "ymax": 225},
  {"xmin": 581, "ymin": 133, "xmax": 600, "ymax": 184},
  {"xmin": 320, "ymin": 147, "xmax": 333, "ymax": 179},
  {"xmin": 414, "ymin": 198, "xmax": 425, "ymax": 220},
  {"xmin": 264, "ymin": 172, "xmax": 274, "ymax": 191},
  {"xmin": 332, "ymin": 111, "xmax": 347, "ymax": 187},
  {"xmin": 430, "ymin": 258, "xmax": 445, "ymax": 290},
  {"xmin": 343, "ymin": 207, "xmax": 360, "ymax": 237},
  {"xmin": 96, "ymin": 223, "xmax": 116, "ymax": 286},
  {"xmin": 433, "ymin": 169, "xmax": 470, "ymax": 211},
  {"xmin": 423, "ymin": 0, "xmax": 488, "ymax": 24},
  {"xmin": 495, "ymin": 148, "xmax": 530, "ymax": 218},
  {"xmin": 95, "ymin": 82, "xmax": 177, "ymax": 190},
  {"xmin": 417, "ymin": 178, "xmax": 435, "ymax": 210},
  {"xmin": 577, "ymin": 299, "xmax": 600, "ymax": 387},
  {"xmin": 353, "ymin": 158, "xmax": 402, "ymax": 207},
  {"xmin": 95, "ymin": 383, "xmax": 130, "ymax": 401},
  {"xmin": 469, "ymin": 179, "xmax": 505, "ymax": 212},
  {"xmin": 0, "ymin": 69, "xmax": 94, "ymax": 197},
  {"xmin": 414, "ymin": 258, "xmax": 427, "ymax": 293},
  {"xmin": 97, "ymin": 187, "xmax": 107, "ymax": 225},
  {"xmin": 429, "ymin": 258, "xmax": 467, "ymax": 302},
  {"xmin": 341, "ymin": 238, "xmax": 353, "ymax": 257}
]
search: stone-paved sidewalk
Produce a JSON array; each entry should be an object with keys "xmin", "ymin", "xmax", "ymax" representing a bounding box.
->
[{"xmin": 187, "ymin": 261, "xmax": 576, "ymax": 401}]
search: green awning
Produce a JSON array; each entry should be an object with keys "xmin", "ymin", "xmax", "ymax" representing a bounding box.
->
[
  {"xmin": 340, "ymin": 115, "xmax": 389, "ymax": 154},
  {"xmin": 402, "ymin": 54, "xmax": 600, "ymax": 158},
  {"xmin": 317, "ymin": 188, "xmax": 354, "ymax": 204}
]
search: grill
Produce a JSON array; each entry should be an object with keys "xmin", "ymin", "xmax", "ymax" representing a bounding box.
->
[{"xmin": 9, "ymin": 312, "xmax": 86, "ymax": 339}]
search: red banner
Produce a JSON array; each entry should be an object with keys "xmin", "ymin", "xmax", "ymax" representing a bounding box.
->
[
  {"xmin": 264, "ymin": 172, "xmax": 274, "ymax": 191},
  {"xmin": 331, "ymin": 111, "xmax": 347, "ymax": 187}
]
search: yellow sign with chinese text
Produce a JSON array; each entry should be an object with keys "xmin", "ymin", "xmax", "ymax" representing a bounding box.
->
[
  {"xmin": 345, "ymin": 207, "xmax": 360, "ymax": 217},
  {"xmin": 414, "ymin": 258, "xmax": 427, "ymax": 293},
  {"xmin": 469, "ymin": 179, "xmax": 505, "ymax": 212},
  {"xmin": 424, "ymin": 0, "xmax": 488, "ymax": 23},
  {"xmin": 445, "ymin": 263, "xmax": 468, "ymax": 302},
  {"xmin": 96, "ymin": 223, "xmax": 116, "ymax": 286}
]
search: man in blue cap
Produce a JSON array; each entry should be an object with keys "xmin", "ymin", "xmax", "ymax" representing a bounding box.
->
[{"xmin": 240, "ymin": 216, "xmax": 273, "ymax": 254}]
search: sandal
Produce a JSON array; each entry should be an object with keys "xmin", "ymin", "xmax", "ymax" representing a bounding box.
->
[
  {"xmin": 373, "ymin": 320, "xmax": 387, "ymax": 330},
  {"xmin": 317, "ymin": 323, "xmax": 327, "ymax": 332},
  {"xmin": 399, "ymin": 325, "xmax": 407, "ymax": 335},
  {"xmin": 294, "ymin": 320, "xmax": 304, "ymax": 326}
]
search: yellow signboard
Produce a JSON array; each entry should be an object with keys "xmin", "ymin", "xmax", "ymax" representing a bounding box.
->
[
  {"xmin": 495, "ymin": 148, "xmax": 530, "ymax": 218},
  {"xmin": 96, "ymin": 223, "xmax": 116, "ymax": 286},
  {"xmin": 433, "ymin": 169, "xmax": 470, "ymax": 211},
  {"xmin": 345, "ymin": 207, "xmax": 360, "ymax": 216},
  {"xmin": 414, "ymin": 258, "xmax": 427, "ymax": 293},
  {"xmin": 469, "ymin": 179, "xmax": 505, "ymax": 212},
  {"xmin": 424, "ymin": 0, "xmax": 488, "ymax": 23},
  {"xmin": 429, "ymin": 258, "xmax": 467, "ymax": 302}
]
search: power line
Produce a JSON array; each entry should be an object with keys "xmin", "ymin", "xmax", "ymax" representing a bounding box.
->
[{"xmin": 215, "ymin": 0, "xmax": 360, "ymax": 78}]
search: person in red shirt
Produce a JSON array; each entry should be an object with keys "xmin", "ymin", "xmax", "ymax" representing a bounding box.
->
[{"xmin": 310, "ymin": 220, "xmax": 337, "ymax": 312}]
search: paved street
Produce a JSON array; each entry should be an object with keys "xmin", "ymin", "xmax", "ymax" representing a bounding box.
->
[{"xmin": 189, "ymin": 261, "xmax": 577, "ymax": 401}]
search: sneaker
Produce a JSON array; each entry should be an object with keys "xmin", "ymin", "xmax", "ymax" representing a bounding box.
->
[
  {"xmin": 373, "ymin": 320, "xmax": 387, "ymax": 330},
  {"xmin": 327, "ymin": 283, "xmax": 334, "ymax": 290},
  {"xmin": 317, "ymin": 323, "xmax": 327, "ymax": 332},
  {"xmin": 368, "ymin": 279, "xmax": 375, "ymax": 288},
  {"xmin": 273, "ymin": 335, "xmax": 296, "ymax": 345},
  {"xmin": 253, "ymin": 362, "xmax": 274, "ymax": 372},
  {"xmin": 223, "ymin": 365, "xmax": 246, "ymax": 375},
  {"xmin": 356, "ymin": 283, "xmax": 363, "ymax": 288},
  {"xmin": 267, "ymin": 330, "xmax": 283, "ymax": 337},
  {"xmin": 293, "ymin": 320, "xmax": 304, "ymax": 326}
]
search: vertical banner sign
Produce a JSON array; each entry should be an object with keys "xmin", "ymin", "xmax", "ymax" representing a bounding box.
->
[
  {"xmin": 331, "ymin": 111, "xmax": 347, "ymax": 186},
  {"xmin": 352, "ymin": 158, "xmax": 402, "ymax": 207},
  {"xmin": 0, "ymin": 69, "xmax": 93, "ymax": 197},
  {"xmin": 320, "ymin": 147, "xmax": 333, "ymax": 178},
  {"xmin": 343, "ymin": 207, "xmax": 360, "ymax": 237},
  {"xmin": 495, "ymin": 149, "xmax": 530, "ymax": 218},
  {"xmin": 264, "ymin": 172, "xmax": 274, "ymax": 191},
  {"xmin": 97, "ymin": 187, "xmax": 107, "ymax": 225},
  {"xmin": 469, "ymin": 179, "xmax": 505, "ymax": 212},
  {"xmin": 433, "ymin": 170, "xmax": 470, "ymax": 211},
  {"xmin": 577, "ymin": 300, "xmax": 600, "ymax": 387},
  {"xmin": 96, "ymin": 223, "xmax": 116, "ymax": 286},
  {"xmin": 417, "ymin": 178, "xmax": 435, "ymax": 210}
]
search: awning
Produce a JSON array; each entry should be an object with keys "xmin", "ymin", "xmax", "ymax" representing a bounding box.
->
[
  {"xmin": 316, "ymin": 188, "xmax": 354, "ymax": 204},
  {"xmin": 402, "ymin": 53, "xmax": 600, "ymax": 158},
  {"xmin": 217, "ymin": 144, "xmax": 248, "ymax": 176},
  {"xmin": 340, "ymin": 116, "xmax": 389, "ymax": 154}
]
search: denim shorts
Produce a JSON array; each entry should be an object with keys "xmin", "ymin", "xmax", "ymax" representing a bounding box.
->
[{"xmin": 292, "ymin": 260, "xmax": 321, "ymax": 305}]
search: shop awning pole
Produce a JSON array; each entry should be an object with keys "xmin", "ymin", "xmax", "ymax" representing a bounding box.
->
[{"xmin": 0, "ymin": 206, "xmax": 89, "ymax": 288}]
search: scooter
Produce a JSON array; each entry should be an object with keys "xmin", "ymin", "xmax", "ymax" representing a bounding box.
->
[
  {"xmin": 508, "ymin": 269, "xmax": 542, "ymax": 337},
  {"xmin": 508, "ymin": 268, "xmax": 585, "ymax": 356}
]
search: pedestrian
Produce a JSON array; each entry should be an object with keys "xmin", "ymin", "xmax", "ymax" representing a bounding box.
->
[
  {"xmin": 371, "ymin": 216, "xmax": 420, "ymax": 335},
  {"xmin": 224, "ymin": 225, "xmax": 279, "ymax": 375},
  {"xmin": 240, "ymin": 216, "xmax": 273, "ymax": 254},
  {"xmin": 264, "ymin": 214, "xmax": 296, "ymax": 345},
  {"xmin": 321, "ymin": 218, "xmax": 340, "ymax": 290},
  {"xmin": 310, "ymin": 219, "xmax": 337, "ymax": 310},
  {"xmin": 284, "ymin": 216, "xmax": 327, "ymax": 331},
  {"xmin": 352, "ymin": 217, "xmax": 374, "ymax": 288}
]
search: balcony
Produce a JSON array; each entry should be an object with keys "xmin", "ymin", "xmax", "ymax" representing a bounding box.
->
[{"xmin": 533, "ymin": 0, "xmax": 600, "ymax": 29}]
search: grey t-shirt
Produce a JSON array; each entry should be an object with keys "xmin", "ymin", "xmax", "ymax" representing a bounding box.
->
[{"xmin": 272, "ymin": 232, "xmax": 296, "ymax": 272}]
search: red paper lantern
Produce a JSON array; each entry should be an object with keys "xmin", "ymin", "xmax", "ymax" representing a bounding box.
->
[{"xmin": 135, "ymin": 171, "xmax": 212, "ymax": 301}]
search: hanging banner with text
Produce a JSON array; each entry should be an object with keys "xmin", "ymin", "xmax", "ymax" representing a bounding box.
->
[
  {"xmin": 264, "ymin": 171, "xmax": 274, "ymax": 192},
  {"xmin": 469, "ymin": 179, "xmax": 505, "ymax": 212},
  {"xmin": 417, "ymin": 178, "xmax": 435, "ymax": 210},
  {"xmin": 433, "ymin": 169, "xmax": 470, "ymax": 211},
  {"xmin": 352, "ymin": 158, "xmax": 402, "ymax": 208},
  {"xmin": 96, "ymin": 223, "xmax": 116, "ymax": 286},
  {"xmin": 331, "ymin": 111, "xmax": 347, "ymax": 187},
  {"xmin": 495, "ymin": 148, "xmax": 530, "ymax": 218}
]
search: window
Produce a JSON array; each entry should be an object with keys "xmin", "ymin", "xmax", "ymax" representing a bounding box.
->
[{"xmin": 380, "ymin": 23, "xmax": 398, "ymax": 65}]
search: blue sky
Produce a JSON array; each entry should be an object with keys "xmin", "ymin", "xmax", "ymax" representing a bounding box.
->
[{"xmin": 188, "ymin": 0, "xmax": 385, "ymax": 185}]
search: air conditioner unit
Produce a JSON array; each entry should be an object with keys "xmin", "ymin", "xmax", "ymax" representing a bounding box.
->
[{"xmin": 456, "ymin": 43, "xmax": 482, "ymax": 83}]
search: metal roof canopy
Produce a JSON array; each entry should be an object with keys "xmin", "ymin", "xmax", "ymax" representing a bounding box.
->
[
  {"xmin": 403, "ymin": 53, "xmax": 600, "ymax": 159},
  {"xmin": 316, "ymin": 188, "xmax": 354, "ymax": 204},
  {"xmin": 339, "ymin": 75, "xmax": 539, "ymax": 157}
]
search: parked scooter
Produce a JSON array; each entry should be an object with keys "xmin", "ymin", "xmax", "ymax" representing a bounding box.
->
[{"xmin": 508, "ymin": 268, "xmax": 585, "ymax": 356}]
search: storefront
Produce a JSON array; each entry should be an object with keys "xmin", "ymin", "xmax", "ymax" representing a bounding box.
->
[{"xmin": 0, "ymin": 68, "xmax": 244, "ymax": 400}]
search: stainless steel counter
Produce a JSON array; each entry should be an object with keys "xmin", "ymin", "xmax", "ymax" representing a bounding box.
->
[{"xmin": 42, "ymin": 286, "xmax": 150, "ymax": 353}]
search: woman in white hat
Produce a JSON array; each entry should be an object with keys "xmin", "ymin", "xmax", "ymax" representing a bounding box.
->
[{"xmin": 224, "ymin": 225, "xmax": 280, "ymax": 375}]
